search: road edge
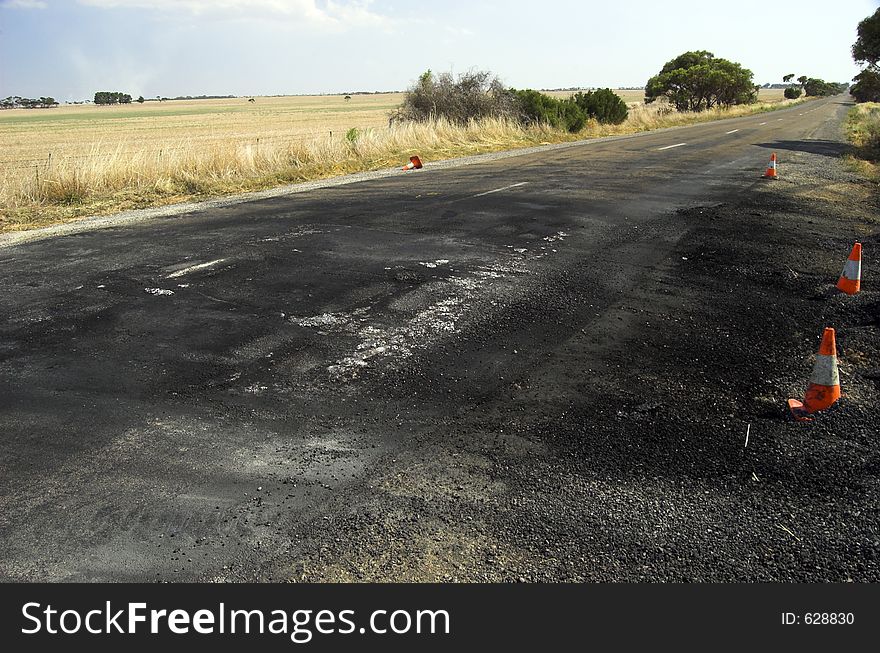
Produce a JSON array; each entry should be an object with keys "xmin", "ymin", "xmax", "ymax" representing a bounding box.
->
[{"xmin": 0, "ymin": 98, "xmax": 825, "ymax": 249}]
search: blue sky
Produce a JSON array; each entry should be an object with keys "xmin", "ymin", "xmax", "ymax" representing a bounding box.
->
[{"xmin": 0, "ymin": 0, "xmax": 876, "ymax": 101}]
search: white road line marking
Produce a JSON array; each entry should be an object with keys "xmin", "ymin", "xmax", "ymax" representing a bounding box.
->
[
  {"xmin": 471, "ymin": 182, "xmax": 529, "ymax": 198},
  {"xmin": 759, "ymin": 122, "xmax": 767, "ymax": 125},
  {"xmin": 167, "ymin": 258, "xmax": 227, "ymax": 278},
  {"xmin": 726, "ymin": 129, "xmax": 739, "ymax": 134},
  {"xmin": 657, "ymin": 142, "xmax": 687, "ymax": 150}
]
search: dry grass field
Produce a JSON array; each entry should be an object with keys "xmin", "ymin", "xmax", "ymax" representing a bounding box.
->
[
  {"xmin": 0, "ymin": 89, "xmax": 793, "ymax": 232},
  {"xmin": 0, "ymin": 94, "xmax": 406, "ymax": 164}
]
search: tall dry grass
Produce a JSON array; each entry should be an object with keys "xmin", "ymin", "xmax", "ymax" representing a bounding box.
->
[
  {"xmin": 843, "ymin": 102, "xmax": 880, "ymax": 181},
  {"xmin": 0, "ymin": 98, "xmax": 802, "ymax": 232},
  {"xmin": 846, "ymin": 102, "xmax": 880, "ymax": 158}
]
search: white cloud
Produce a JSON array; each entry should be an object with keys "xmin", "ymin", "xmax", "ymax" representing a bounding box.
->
[
  {"xmin": 1, "ymin": 0, "xmax": 48, "ymax": 9},
  {"xmin": 75, "ymin": 0, "xmax": 390, "ymax": 28}
]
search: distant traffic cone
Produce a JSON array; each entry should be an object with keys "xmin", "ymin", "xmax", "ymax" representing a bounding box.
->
[
  {"xmin": 402, "ymin": 155, "xmax": 423, "ymax": 171},
  {"xmin": 763, "ymin": 153, "xmax": 778, "ymax": 179},
  {"xmin": 788, "ymin": 327, "xmax": 841, "ymax": 421},
  {"xmin": 836, "ymin": 243, "xmax": 862, "ymax": 295}
]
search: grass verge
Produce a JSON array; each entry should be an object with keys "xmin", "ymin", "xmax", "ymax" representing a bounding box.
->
[
  {"xmin": 1, "ymin": 98, "xmax": 806, "ymax": 233},
  {"xmin": 844, "ymin": 101, "xmax": 880, "ymax": 182}
]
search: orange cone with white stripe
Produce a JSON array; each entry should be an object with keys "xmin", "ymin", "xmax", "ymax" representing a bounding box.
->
[
  {"xmin": 836, "ymin": 243, "xmax": 861, "ymax": 295},
  {"xmin": 763, "ymin": 153, "xmax": 778, "ymax": 179},
  {"xmin": 788, "ymin": 327, "xmax": 841, "ymax": 421},
  {"xmin": 402, "ymin": 155, "xmax": 423, "ymax": 171}
]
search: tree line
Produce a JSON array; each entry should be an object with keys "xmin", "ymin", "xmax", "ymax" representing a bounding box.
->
[
  {"xmin": 777, "ymin": 74, "xmax": 847, "ymax": 99},
  {"xmin": 399, "ymin": 48, "xmax": 852, "ymax": 134},
  {"xmin": 94, "ymin": 91, "xmax": 134, "ymax": 105},
  {"xmin": 1, "ymin": 96, "xmax": 58, "ymax": 109},
  {"xmin": 398, "ymin": 69, "xmax": 631, "ymax": 133}
]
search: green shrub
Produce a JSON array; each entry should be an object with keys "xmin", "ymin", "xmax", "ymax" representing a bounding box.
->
[
  {"xmin": 556, "ymin": 99, "xmax": 587, "ymax": 132},
  {"xmin": 514, "ymin": 89, "xmax": 586, "ymax": 133},
  {"xmin": 345, "ymin": 127, "xmax": 360, "ymax": 144},
  {"xmin": 572, "ymin": 89, "xmax": 628, "ymax": 124},
  {"xmin": 783, "ymin": 86, "xmax": 802, "ymax": 99}
]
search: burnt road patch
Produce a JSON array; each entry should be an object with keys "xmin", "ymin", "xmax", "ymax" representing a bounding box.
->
[{"xmin": 0, "ymin": 96, "xmax": 877, "ymax": 582}]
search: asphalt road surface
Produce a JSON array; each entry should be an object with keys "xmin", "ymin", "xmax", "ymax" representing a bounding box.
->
[{"xmin": 2, "ymin": 96, "xmax": 878, "ymax": 582}]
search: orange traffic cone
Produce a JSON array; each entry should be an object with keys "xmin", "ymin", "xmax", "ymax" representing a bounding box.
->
[
  {"xmin": 763, "ymin": 153, "xmax": 778, "ymax": 179},
  {"xmin": 788, "ymin": 327, "xmax": 841, "ymax": 421},
  {"xmin": 402, "ymin": 155, "xmax": 423, "ymax": 171},
  {"xmin": 836, "ymin": 243, "xmax": 862, "ymax": 295}
]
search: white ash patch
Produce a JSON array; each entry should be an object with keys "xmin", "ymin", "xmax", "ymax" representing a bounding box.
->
[
  {"xmin": 144, "ymin": 288, "xmax": 174, "ymax": 296},
  {"xmin": 299, "ymin": 261, "xmax": 527, "ymax": 382},
  {"xmin": 327, "ymin": 357, "xmax": 369, "ymax": 380},
  {"xmin": 295, "ymin": 313, "xmax": 343, "ymax": 328},
  {"xmin": 419, "ymin": 259, "xmax": 450, "ymax": 269},
  {"xmin": 285, "ymin": 227, "xmax": 323, "ymax": 238},
  {"xmin": 542, "ymin": 231, "xmax": 569, "ymax": 243},
  {"xmin": 293, "ymin": 313, "xmax": 352, "ymax": 329}
]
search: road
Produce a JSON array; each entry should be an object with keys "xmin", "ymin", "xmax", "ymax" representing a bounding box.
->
[{"xmin": 2, "ymin": 96, "xmax": 878, "ymax": 582}]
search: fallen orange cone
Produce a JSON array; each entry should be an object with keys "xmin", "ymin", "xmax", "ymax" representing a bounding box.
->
[
  {"xmin": 402, "ymin": 155, "xmax": 423, "ymax": 171},
  {"xmin": 836, "ymin": 242, "xmax": 862, "ymax": 295},
  {"xmin": 788, "ymin": 327, "xmax": 841, "ymax": 421},
  {"xmin": 763, "ymin": 153, "xmax": 778, "ymax": 179}
]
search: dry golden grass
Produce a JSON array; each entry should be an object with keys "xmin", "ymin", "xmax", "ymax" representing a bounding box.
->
[{"xmin": 0, "ymin": 90, "xmax": 797, "ymax": 233}]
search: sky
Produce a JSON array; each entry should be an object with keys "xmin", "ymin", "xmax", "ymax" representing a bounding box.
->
[{"xmin": 0, "ymin": 0, "xmax": 876, "ymax": 102}]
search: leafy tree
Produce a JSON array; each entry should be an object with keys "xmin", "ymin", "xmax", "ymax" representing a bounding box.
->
[
  {"xmin": 802, "ymin": 78, "xmax": 846, "ymax": 96},
  {"xmin": 572, "ymin": 88, "xmax": 628, "ymax": 124},
  {"xmin": 784, "ymin": 87, "xmax": 802, "ymax": 99},
  {"xmin": 645, "ymin": 51, "xmax": 757, "ymax": 111},
  {"xmin": 783, "ymin": 74, "xmax": 795, "ymax": 83},
  {"xmin": 853, "ymin": 7, "xmax": 880, "ymax": 69},
  {"xmin": 797, "ymin": 75, "xmax": 808, "ymax": 87},
  {"xmin": 851, "ymin": 69, "xmax": 880, "ymax": 102},
  {"xmin": 137, "ymin": 96, "xmax": 145, "ymax": 103}
]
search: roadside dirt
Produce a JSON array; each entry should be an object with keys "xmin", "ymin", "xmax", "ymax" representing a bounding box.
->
[{"xmin": 281, "ymin": 131, "xmax": 880, "ymax": 582}]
